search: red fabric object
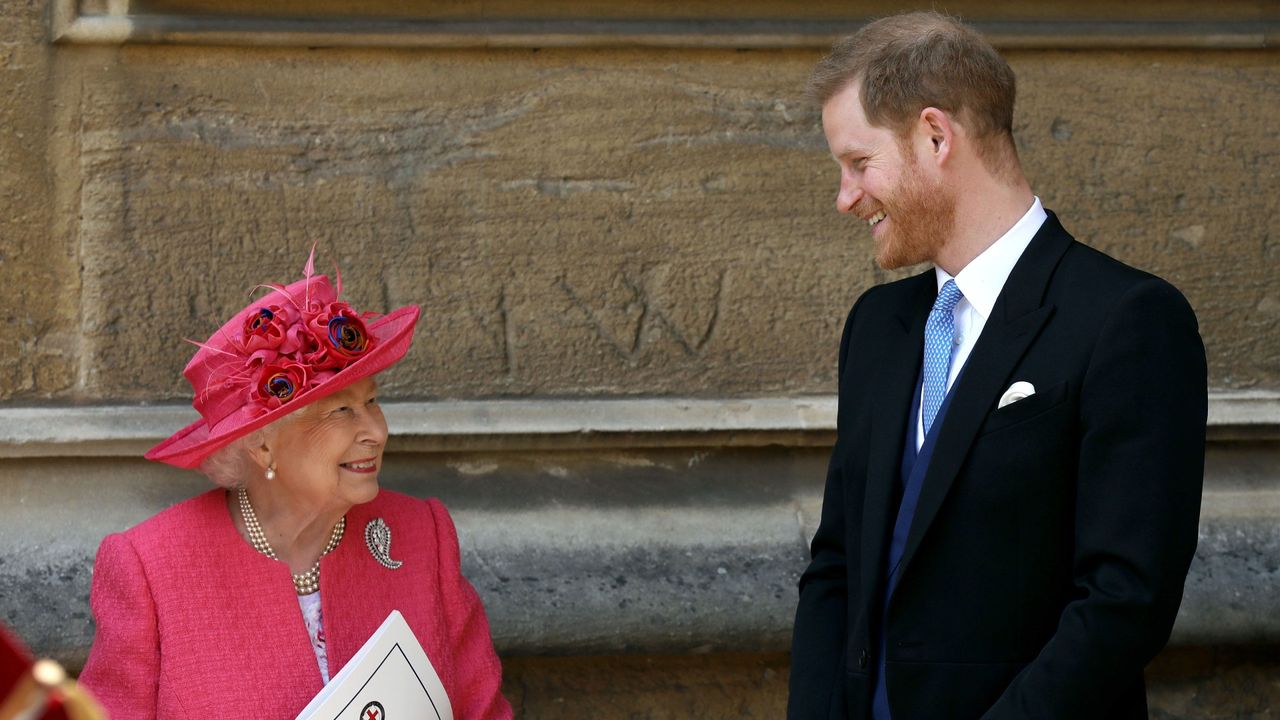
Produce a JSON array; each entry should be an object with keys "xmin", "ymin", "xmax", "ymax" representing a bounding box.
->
[
  {"xmin": 80, "ymin": 490, "xmax": 512, "ymax": 719},
  {"xmin": 0, "ymin": 621, "xmax": 32, "ymax": 703},
  {"xmin": 0, "ymin": 623, "xmax": 71, "ymax": 720}
]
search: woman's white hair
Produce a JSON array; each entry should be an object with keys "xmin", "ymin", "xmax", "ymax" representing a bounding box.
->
[{"xmin": 197, "ymin": 414, "xmax": 297, "ymax": 488}]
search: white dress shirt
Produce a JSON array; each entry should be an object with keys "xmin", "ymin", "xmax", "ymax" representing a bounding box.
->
[{"xmin": 915, "ymin": 197, "xmax": 1048, "ymax": 450}]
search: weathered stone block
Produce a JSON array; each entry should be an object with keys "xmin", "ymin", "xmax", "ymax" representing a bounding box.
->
[
  {"xmin": 496, "ymin": 645, "xmax": 1280, "ymax": 719},
  {"xmin": 53, "ymin": 47, "xmax": 862, "ymax": 401},
  {"xmin": 0, "ymin": 31, "xmax": 78, "ymax": 400},
  {"xmin": 1011, "ymin": 50, "xmax": 1280, "ymax": 390},
  {"xmin": 40, "ymin": 46, "xmax": 1276, "ymax": 403},
  {"xmin": 501, "ymin": 652, "xmax": 789, "ymax": 720}
]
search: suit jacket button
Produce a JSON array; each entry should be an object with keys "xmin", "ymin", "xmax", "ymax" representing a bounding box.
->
[{"xmin": 858, "ymin": 649, "xmax": 869, "ymax": 669}]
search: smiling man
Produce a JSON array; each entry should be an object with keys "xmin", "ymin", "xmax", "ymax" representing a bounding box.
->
[{"xmin": 787, "ymin": 12, "xmax": 1208, "ymax": 720}]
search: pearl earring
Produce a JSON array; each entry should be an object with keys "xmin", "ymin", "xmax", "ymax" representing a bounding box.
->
[{"xmin": 265, "ymin": 465, "xmax": 276, "ymax": 481}]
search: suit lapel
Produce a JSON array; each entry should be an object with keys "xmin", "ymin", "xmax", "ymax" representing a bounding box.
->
[
  {"xmin": 858, "ymin": 272, "xmax": 934, "ymax": 609},
  {"xmin": 894, "ymin": 214, "xmax": 1075, "ymax": 585}
]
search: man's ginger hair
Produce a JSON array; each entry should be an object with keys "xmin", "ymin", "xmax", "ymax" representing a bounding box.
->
[{"xmin": 809, "ymin": 12, "xmax": 1021, "ymax": 180}]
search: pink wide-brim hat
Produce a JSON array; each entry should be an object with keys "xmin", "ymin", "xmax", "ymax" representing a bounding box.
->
[{"xmin": 146, "ymin": 257, "xmax": 419, "ymax": 470}]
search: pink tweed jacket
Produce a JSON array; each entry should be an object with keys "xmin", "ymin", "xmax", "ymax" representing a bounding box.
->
[{"xmin": 80, "ymin": 489, "xmax": 513, "ymax": 720}]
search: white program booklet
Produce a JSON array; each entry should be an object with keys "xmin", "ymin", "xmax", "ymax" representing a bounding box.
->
[{"xmin": 295, "ymin": 610, "xmax": 454, "ymax": 720}]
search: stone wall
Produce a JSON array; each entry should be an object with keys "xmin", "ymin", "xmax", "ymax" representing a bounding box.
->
[
  {"xmin": 2, "ymin": 0, "xmax": 1277, "ymax": 716},
  {"xmin": 498, "ymin": 648, "xmax": 1280, "ymax": 719},
  {"xmin": 5, "ymin": 29, "xmax": 1278, "ymax": 403}
]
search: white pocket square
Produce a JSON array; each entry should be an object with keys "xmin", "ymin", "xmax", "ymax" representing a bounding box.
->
[{"xmin": 998, "ymin": 381, "xmax": 1036, "ymax": 409}]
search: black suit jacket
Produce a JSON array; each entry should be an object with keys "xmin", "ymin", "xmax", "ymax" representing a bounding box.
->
[{"xmin": 788, "ymin": 213, "xmax": 1207, "ymax": 719}]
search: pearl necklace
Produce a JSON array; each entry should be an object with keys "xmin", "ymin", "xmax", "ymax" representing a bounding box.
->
[{"xmin": 237, "ymin": 486, "xmax": 345, "ymax": 596}]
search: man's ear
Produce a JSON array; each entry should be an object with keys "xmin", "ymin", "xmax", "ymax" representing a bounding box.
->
[{"xmin": 917, "ymin": 106, "xmax": 954, "ymax": 166}]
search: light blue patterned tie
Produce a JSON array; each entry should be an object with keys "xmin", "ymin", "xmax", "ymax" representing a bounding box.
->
[{"xmin": 922, "ymin": 279, "xmax": 964, "ymax": 437}]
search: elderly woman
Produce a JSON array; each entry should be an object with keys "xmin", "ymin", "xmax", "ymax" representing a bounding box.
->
[{"xmin": 79, "ymin": 253, "xmax": 512, "ymax": 719}]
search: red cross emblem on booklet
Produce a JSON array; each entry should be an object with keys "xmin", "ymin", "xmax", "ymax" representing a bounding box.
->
[{"xmin": 361, "ymin": 700, "xmax": 385, "ymax": 720}]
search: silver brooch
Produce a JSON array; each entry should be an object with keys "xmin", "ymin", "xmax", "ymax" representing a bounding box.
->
[{"xmin": 364, "ymin": 518, "xmax": 403, "ymax": 570}]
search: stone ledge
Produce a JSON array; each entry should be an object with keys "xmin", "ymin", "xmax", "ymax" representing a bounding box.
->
[
  {"xmin": 1, "ymin": 442, "xmax": 1276, "ymax": 662},
  {"xmin": 49, "ymin": 5, "xmax": 1279, "ymax": 50},
  {"xmin": 2, "ymin": 487, "xmax": 1275, "ymax": 663},
  {"xmin": 464, "ymin": 496, "xmax": 1280, "ymax": 654},
  {"xmin": 0, "ymin": 392, "xmax": 1274, "ymax": 458}
]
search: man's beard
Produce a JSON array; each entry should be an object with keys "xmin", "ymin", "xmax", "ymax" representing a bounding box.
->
[{"xmin": 864, "ymin": 156, "xmax": 957, "ymax": 270}]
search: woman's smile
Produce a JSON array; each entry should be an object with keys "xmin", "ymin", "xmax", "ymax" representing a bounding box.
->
[{"xmin": 340, "ymin": 457, "xmax": 379, "ymax": 473}]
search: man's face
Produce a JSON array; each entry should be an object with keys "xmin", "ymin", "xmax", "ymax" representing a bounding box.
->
[{"xmin": 822, "ymin": 82, "xmax": 956, "ymax": 269}]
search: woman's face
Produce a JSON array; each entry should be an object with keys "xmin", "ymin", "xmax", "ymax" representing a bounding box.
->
[{"xmin": 266, "ymin": 377, "xmax": 387, "ymax": 511}]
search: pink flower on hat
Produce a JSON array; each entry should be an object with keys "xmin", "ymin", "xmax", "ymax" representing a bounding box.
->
[
  {"xmin": 303, "ymin": 302, "xmax": 375, "ymax": 370},
  {"xmin": 241, "ymin": 303, "xmax": 300, "ymax": 355},
  {"xmin": 250, "ymin": 360, "xmax": 313, "ymax": 413},
  {"xmin": 235, "ymin": 298, "xmax": 375, "ymax": 409}
]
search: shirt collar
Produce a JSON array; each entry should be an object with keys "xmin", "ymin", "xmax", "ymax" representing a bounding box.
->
[{"xmin": 934, "ymin": 196, "xmax": 1047, "ymax": 320}]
